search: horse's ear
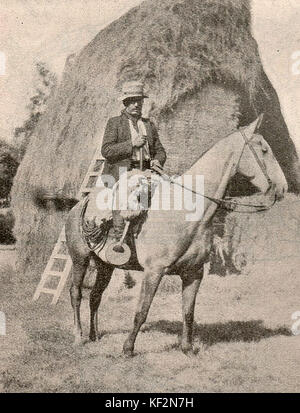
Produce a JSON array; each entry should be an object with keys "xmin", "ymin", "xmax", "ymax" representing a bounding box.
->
[
  {"xmin": 257, "ymin": 113, "xmax": 264, "ymax": 130},
  {"xmin": 243, "ymin": 114, "xmax": 264, "ymax": 141}
]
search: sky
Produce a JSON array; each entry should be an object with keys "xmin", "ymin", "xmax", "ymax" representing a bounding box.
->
[{"xmin": 0, "ymin": 0, "xmax": 300, "ymax": 152}]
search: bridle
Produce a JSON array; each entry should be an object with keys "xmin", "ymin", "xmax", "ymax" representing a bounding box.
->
[
  {"xmin": 239, "ymin": 128, "xmax": 273, "ymax": 191},
  {"xmin": 152, "ymin": 128, "xmax": 277, "ymax": 214}
]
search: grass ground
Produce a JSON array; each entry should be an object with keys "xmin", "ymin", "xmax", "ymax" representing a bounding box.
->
[{"xmin": 0, "ymin": 250, "xmax": 300, "ymax": 393}]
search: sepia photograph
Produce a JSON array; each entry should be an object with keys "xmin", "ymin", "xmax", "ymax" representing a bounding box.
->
[{"xmin": 0, "ymin": 0, "xmax": 300, "ymax": 396}]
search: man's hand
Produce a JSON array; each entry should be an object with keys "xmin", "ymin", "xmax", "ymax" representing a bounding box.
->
[
  {"xmin": 132, "ymin": 136, "xmax": 147, "ymax": 148},
  {"xmin": 150, "ymin": 159, "xmax": 162, "ymax": 169}
]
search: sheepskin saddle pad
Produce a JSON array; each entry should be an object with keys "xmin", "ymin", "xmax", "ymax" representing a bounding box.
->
[{"xmin": 80, "ymin": 169, "xmax": 159, "ymax": 252}]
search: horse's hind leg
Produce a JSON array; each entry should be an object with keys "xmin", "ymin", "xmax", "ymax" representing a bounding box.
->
[
  {"xmin": 89, "ymin": 259, "xmax": 114, "ymax": 341},
  {"xmin": 180, "ymin": 268, "xmax": 204, "ymax": 354},
  {"xmin": 123, "ymin": 269, "xmax": 163, "ymax": 356},
  {"xmin": 70, "ymin": 256, "xmax": 89, "ymax": 344}
]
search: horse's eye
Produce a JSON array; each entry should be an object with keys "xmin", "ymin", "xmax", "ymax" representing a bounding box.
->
[{"xmin": 262, "ymin": 147, "xmax": 268, "ymax": 154}]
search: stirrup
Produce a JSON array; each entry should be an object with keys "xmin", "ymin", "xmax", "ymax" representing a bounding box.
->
[{"xmin": 105, "ymin": 221, "xmax": 131, "ymax": 265}]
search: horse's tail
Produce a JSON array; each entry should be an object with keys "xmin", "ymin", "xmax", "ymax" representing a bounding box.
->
[{"xmin": 32, "ymin": 187, "xmax": 79, "ymax": 211}]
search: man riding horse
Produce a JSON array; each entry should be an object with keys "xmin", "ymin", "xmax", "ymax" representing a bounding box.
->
[{"xmin": 101, "ymin": 81, "xmax": 167, "ymax": 251}]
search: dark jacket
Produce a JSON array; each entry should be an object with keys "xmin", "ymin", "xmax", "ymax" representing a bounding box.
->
[{"xmin": 101, "ymin": 112, "xmax": 166, "ymax": 183}]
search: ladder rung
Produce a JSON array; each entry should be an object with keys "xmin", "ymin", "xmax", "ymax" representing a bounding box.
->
[
  {"xmin": 40, "ymin": 288, "xmax": 56, "ymax": 295},
  {"xmin": 89, "ymin": 159, "xmax": 104, "ymax": 165},
  {"xmin": 51, "ymin": 245, "xmax": 66, "ymax": 256},
  {"xmin": 52, "ymin": 254, "xmax": 69, "ymax": 260},
  {"xmin": 47, "ymin": 271, "xmax": 65, "ymax": 277},
  {"xmin": 79, "ymin": 167, "xmax": 104, "ymax": 189},
  {"xmin": 84, "ymin": 160, "xmax": 104, "ymax": 172},
  {"xmin": 87, "ymin": 173, "xmax": 101, "ymax": 177}
]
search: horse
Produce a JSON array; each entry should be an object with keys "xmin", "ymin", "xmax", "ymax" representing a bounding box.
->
[{"xmin": 53, "ymin": 116, "xmax": 287, "ymax": 356}]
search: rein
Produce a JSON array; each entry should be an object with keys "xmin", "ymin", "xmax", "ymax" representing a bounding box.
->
[{"xmin": 151, "ymin": 130, "xmax": 276, "ymax": 214}]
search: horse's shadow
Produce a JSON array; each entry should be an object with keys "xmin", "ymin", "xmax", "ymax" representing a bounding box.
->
[{"xmin": 142, "ymin": 319, "xmax": 291, "ymax": 346}]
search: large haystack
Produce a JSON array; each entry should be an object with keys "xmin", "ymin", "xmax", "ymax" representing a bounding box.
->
[{"xmin": 11, "ymin": 0, "xmax": 300, "ymax": 276}]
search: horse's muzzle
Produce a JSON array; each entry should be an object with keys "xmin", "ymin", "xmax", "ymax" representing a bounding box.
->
[
  {"xmin": 265, "ymin": 182, "xmax": 285, "ymax": 203},
  {"xmin": 273, "ymin": 183, "xmax": 287, "ymax": 202}
]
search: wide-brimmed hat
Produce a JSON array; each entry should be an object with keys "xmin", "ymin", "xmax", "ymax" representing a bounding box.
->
[{"xmin": 118, "ymin": 81, "xmax": 148, "ymax": 102}]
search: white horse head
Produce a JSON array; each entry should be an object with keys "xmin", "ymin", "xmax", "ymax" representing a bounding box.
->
[{"xmin": 236, "ymin": 116, "xmax": 288, "ymax": 200}]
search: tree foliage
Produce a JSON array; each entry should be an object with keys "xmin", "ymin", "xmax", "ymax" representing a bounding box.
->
[
  {"xmin": 13, "ymin": 62, "xmax": 57, "ymax": 157},
  {"xmin": 0, "ymin": 139, "xmax": 19, "ymax": 200}
]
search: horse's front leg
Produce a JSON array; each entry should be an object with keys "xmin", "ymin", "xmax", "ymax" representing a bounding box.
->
[
  {"xmin": 123, "ymin": 269, "xmax": 163, "ymax": 356},
  {"xmin": 180, "ymin": 267, "xmax": 204, "ymax": 354}
]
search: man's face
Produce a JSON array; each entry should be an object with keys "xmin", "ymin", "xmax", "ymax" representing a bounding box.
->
[{"xmin": 124, "ymin": 97, "xmax": 144, "ymax": 118}]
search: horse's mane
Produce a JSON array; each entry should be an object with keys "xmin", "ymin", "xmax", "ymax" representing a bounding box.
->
[{"xmin": 186, "ymin": 127, "xmax": 240, "ymax": 172}]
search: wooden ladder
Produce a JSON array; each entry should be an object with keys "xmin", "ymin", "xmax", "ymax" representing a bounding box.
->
[{"xmin": 33, "ymin": 150, "xmax": 106, "ymax": 305}]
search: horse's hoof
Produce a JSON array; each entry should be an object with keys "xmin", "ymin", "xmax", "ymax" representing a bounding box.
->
[
  {"xmin": 74, "ymin": 335, "xmax": 84, "ymax": 346},
  {"xmin": 123, "ymin": 350, "xmax": 134, "ymax": 358},
  {"xmin": 123, "ymin": 346, "xmax": 134, "ymax": 357},
  {"xmin": 89, "ymin": 332, "xmax": 101, "ymax": 342},
  {"xmin": 181, "ymin": 345, "xmax": 194, "ymax": 356}
]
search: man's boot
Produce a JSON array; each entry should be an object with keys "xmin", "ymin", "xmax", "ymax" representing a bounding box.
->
[{"xmin": 112, "ymin": 210, "xmax": 126, "ymax": 253}]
